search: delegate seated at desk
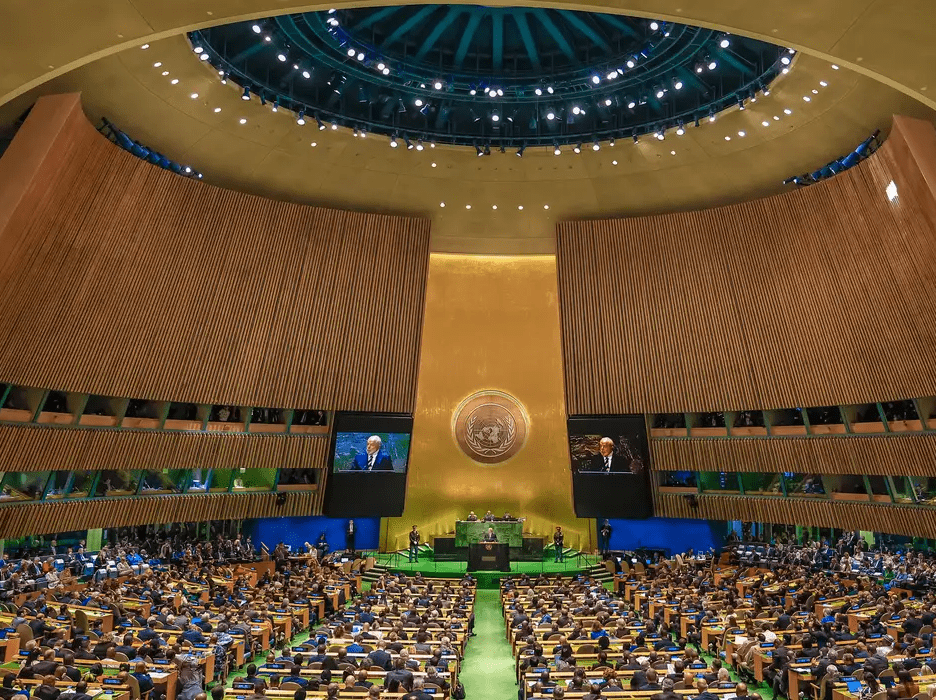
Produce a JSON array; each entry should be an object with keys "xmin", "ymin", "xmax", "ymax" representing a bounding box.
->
[
  {"xmin": 482, "ymin": 528, "xmax": 498, "ymax": 542},
  {"xmin": 483, "ymin": 510, "xmax": 494, "ymax": 521},
  {"xmin": 466, "ymin": 512, "xmax": 478, "ymax": 521}
]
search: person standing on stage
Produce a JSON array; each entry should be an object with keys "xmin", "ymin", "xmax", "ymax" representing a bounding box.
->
[
  {"xmin": 482, "ymin": 527, "xmax": 498, "ymax": 542},
  {"xmin": 554, "ymin": 527, "xmax": 565, "ymax": 563},
  {"xmin": 599, "ymin": 519, "xmax": 612, "ymax": 557},
  {"xmin": 408, "ymin": 526, "xmax": 420, "ymax": 563},
  {"xmin": 346, "ymin": 519, "xmax": 356, "ymax": 554}
]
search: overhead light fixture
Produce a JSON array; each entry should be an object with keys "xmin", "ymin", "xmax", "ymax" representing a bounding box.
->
[
  {"xmin": 534, "ymin": 88, "xmax": 543, "ymax": 96},
  {"xmin": 626, "ymin": 98, "xmax": 636, "ymax": 109},
  {"xmin": 546, "ymin": 110, "xmax": 556, "ymax": 121},
  {"xmin": 607, "ymin": 71, "xmax": 618, "ymax": 80},
  {"xmin": 781, "ymin": 55, "xmax": 791, "ymax": 65},
  {"xmin": 573, "ymin": 143, "xmax": 582, "ymax": 154},
  {"xmin": 591, "ymin": 75, "xmax": 600, "ymax": 84},
  {"xmin": 476, "ymin": 145, "xmax": 484, "ymax": 157},
  {"xmin": 252, "ymin": 24, "xmax": 262, "ymax": 33},
  {"xmin": 200, "ymin": 53, "xmax": 209, "ymax": 61},
  {"xmin": 673, "ymin": 78, "xmax": 684, "ymax": 90},
  {"xmin": 316, "ymin": 115, "xmax": 326, "ymax": 130},
  {"xmin": 414, "ymin": 99, "xmax": 423, "ymax": 107},
  {"xmin": 141, "ymin": 44, "xmax": 150, "ymax": 50},
  {"xmin": 655, "ymin": 88, "xmax": 665, "ymax": 99},
  {"xmin": 572, "ymin": 105, "xmax": 581, "ymax": 115},
  {"xmin": 390, "ymin": 135, "xmax": 398, "ymax": 148},
  {"xmin": 604, "ymin": 98, "xmax": 612, "ymax": 106},
  {"xmin": 382, "ymin": 67, "xmax": 390, "ymax": 75},
  {"xmin": 272, "ymin": 99, "xmax": 279, "ymax": 112},
  {"xmin": 241, "ymin": 87, "xmax": 251, "ymax": 100},
  {"xmin": 609, "ymin": 137, "xmax": 615, "ymax": 147},
  {"xmin": 296, "ymin": 110, "xmax": 306, "ymax": 125},
  {"xmin": 194, "ymin": 47, "xmax": 204, "ymax": 54},
  {"xmin": 516, "ymin": 145, "xmax": 526, "ymax": 157},
  {"xmin": 649, "ymin": 21, "xmax": 659, "ymax": 30},
  {"xmin": 708, "ymin": 59, "xmax": 718, "ymax": 70},
  {"xmin": 553, "ymin": 145, "xmax": 561, "ymax": 156},
  {"xmin": 434, "ymin": 81, "xmax": 443, "ymax": 90},
  {"xmin": 330, "ymin": 121, "xmax": 338, "ymax": 130},
  {"xmin": 416, "ymin": 139, "xmax": 424, "ymax": 151},
  {"xmin": 357, "ymin": 52, "xmax": 365, "ymax": 61},
  {"xmin": 277, "ymin": 53, "xmax": 287, "ymax": 62},
  {"xmin": 626, "ymin": 59, "xmax": 636, "ymax": 69},
  {"xmin": 491, "ymin": 112, "xmax": 500, "ymax": 122},
  {"xmin": 302, "ymin": 70, "xmax": 311, "ymax": 79},
  {"xmin": 676, "ymin": 124, "xmax": 685, "ymax": 135},
  {"xmin": 719, "ymin": 36, "xmax": 730, "ymax": 48},
  {"xmin": 592, "ymin": 141, "xmax": 600, "ymax": 151},
  {"xmin": 547, "ymin": 86, "xmax": 554, "ymax": 94},
  {"xmin": 347, "ymin": 48, "xmax": 356, "ymax": 57}
]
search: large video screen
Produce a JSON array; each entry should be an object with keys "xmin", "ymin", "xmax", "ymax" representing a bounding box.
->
[
  {"xmin": 332, "ymin": 432, "xmax": 410, "ymax": 473},
  {"xmin": 323, "ymin": 413, "xmax": 412, "ymax": 517},
  {"xmin": 569, "ymin": 415, "xmax": 653, "ymax": 519}
]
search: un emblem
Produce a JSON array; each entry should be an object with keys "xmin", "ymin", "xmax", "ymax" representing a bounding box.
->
[{"xmin": 452, "ymin": 390, "xmax": 528, "ymax": 464}]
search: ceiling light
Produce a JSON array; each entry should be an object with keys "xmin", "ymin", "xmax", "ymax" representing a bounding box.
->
[
  {"xmin": 331, "ymin": 121, "xmax": 338, "ymax": 130},
  {"xmin": 609, "ymin": 137, "xmax": 615, "ymax": 147},
  {"xmin": 820, "ymin": 81, "xmax": 828, "ymax": 87},
  {"xmin": 200, "ymin": 53, "xmax": 209, "ymax": 61},
  {"xmin": 708, "ymin": 60, "xmax": 718, "ymax": 70},
  {"xmin": 607, "ymin": 71, "xmax": 618, "ymax": 80},
  {"xmin": 382, "ymin": 68, "xmax": 390, "ymax": 76},
  {"xmin": 431, "ymin": 81, "xmax": 442, "ymax": 90},
  {"xmin": 592, "ymin": 141, "xmax": 600, "ymax": 151},
  {"xmin": 656, "ymin": 132, "xmax": 664, "ymax": 140},
  {"xmin": 738, "ymin": 131, "xmax": 746, "ymax": 137},
  {"xmin": 302, "ymin": 70, "xmax": 311, "ymax": 79},
  {"xmin": 213, "ymin": 107, "xmax": 221, "ymax": 113},
  {"xmin": 724, "ymin": 136, "xmax": 731, "ymax": 141},
  {"xmin": 544, "ymin": 205, "xmax": 549, "ymax": 210},
  {"xmin": 572, "ymin": 105, "xmax": 581, "ymax": 115},
  {"xmin": 414, "ymin": 99, "xmax": 423, "ymax": 107},
  {"xmin": 376, "ymin": 62, "xmax": 385, "ymax": 71},
  {"xmin": 534, "ymin": 88, "xmax": 542, "ymax": 96},
  {"xmin": 546, "ymin": 110, "xmax": 556, "ymax": 121},
  {"xmin": 347, "ymin": 48, "xmax": 356, "ymax": 57},
  {"xmin": 516, "ymin": 145, "xmax": 526, "ymax": 157},
  {"xmin": 670, "ymin": 151, "xmax": 676, "ymax": 156},
  {"xmin": 297, "ymin": 111, "xmax": 306, "ymax": 125},
  {"xmin": 720, "ymin": 37, "xmax": 730, "ymax": 48},
  {"xmin": 416, "ymin": 140, "xmax": 424, "ymax": 151},
  {"xmin": 803, "ymin": 96, "xmax": 811, "ymax": 101},
  {"xmin": 239, "ymin": 118, "xmax": 247, "ymax": 124},
  {"xmin": 886, "ymin": 180, "xmax": 898, "ymax": 202},
  {"xmin": 633, "ymin": 134, "xmax": 639, "ymax": 144},
  {"xmin": 553, "ymin": 145, "xmax": 561, "ymax": 156},
  {"xmin": 673, "ymin": 79, "xmax": 683, "ymax": 90},
  {"xmin": 627, "ymin": 59, "xmax": 636, "ymax": 69},
  {"xmin": 153, "ymin": 62, "xmax": 162, "ymax": 68},
  {"xmin": 709, "ymin": 114, "xmax": 716, "ymax": 122},
  {"xmin": 832, "ymin": 64, "xmax": 840, "ymax": 70},
  {"xmin": 762, "ymin": 121, "xmax": 769, "ymax": 126},
  {"xmin": 655, "ymin": 89, "xmax": 665, "ymax": 99},
  {"xmin": 496, "ymin": 88, "xmax": 504, "ymax": 96},
  {"xmin": 264, "ymin": 36, "xmax": 271, "ymax": 42},
  {"xmin": 251, "ymin": 24, "xmax": 262, "ymax": 33},
  {"xmin": 390, "ymin": 136, "xmax": 398, "ymax": 148},
  {"xmin": 547, "ymin": 86, "xmax": 554, "ymax": 94},
  {"xmin": 310, "ymin": 142, "xmax": 317, "ymax": 147},
  {"xmin": 782, "ymin": 68, "xmax": 790, "ymax": 74},
  {"xmin": 812, "ymin": 89, "xmax": 819, "ymax": 94},
  {"xmin": 141, "ymin": 44, "xmax": 150, "ymax": 50},
  {"xmin": 476, "ymin": 145, "xmax": 484, "ymax": 157},
  {"xmin": 194, "ymin": 47, "xmax": 204, "ymax": 54},
  {"xmin": 184, "ymin": 166, "xmax": 192, "ymax": 173},
  {"xmin": 430, "ymin": 162, "xmax": 436, "ymax": 167},
  {"xmin": 784, "ymin": 108, "xmax": 792, "ymax": 114},
  {"xmin": 161, "ymin": 71, "xmax": 169, "ymax": 76},
  {"xmin": 649, "ymin": 21, "xmax": 659, "ymax": 30},
  {"xmin": 676, "ymin": 126, "xmax": 685, "ymax": 135},
  {"xmin": 277, "ymin": 53, "xmax": 287, "ymax": 62},
  {"xmin": 627, "ymin": 99, "xmax": 636, "ymax": 109},
  {"xmin": 773, "ymin": 115, "xmax": 780, "ymax": 120},
  {"xmin": 518, "ymin": 205, "xmax": 524, "ymax": 210},
  {"xmin": 604, "ymin": 99, "xmax": 612, "ymax": 106},
  {"xmin": 491, "ymin": 113, "xmax": 500, "ymax": 122},
  {"xmin": 591, "ymin": 75, "xmax": 600, "ymax": 84},
  {"xmin": 440, "ymin": 202, "xmax": 445, "ymax": 207},
  {"xmin": 242, "ymin": 87, "xmax": 251, "ymax": 100},
  {"xmin": 357, "ymin": 52, "xmax": 365, "ymax": 61},
  {"xmin": 170, "ymin": 78, "xmax": 179, "ymax": 85},
  {"xmin": 763, "ymin": 88, "xmax": 771, "ymax": 96},
  {"xmin": 781, "ymin": 56, "xmax": 791, "ymax": 65},
  {"xmin": 573, "ymin": 144, "xmax": 582, "ymax": 154},
  {"xmin": 612, "ymin": 160, "xmax": 618, "ymax": 165},
  {"xmin": 465, "ymin": 204, "xmax": 471, "ymax": 210}
]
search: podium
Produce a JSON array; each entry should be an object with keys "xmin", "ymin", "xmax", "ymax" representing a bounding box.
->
[{"xmin": 468, "ymin": 542, "xmax": 509, "ymax": 571}]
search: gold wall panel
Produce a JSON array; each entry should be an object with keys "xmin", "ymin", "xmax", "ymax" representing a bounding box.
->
[{"xmin": 384, "ymin": 254, "xmax": 593, "ymax": 551}]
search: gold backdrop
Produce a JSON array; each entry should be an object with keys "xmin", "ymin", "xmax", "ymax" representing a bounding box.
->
[{"xmin": 383, "ymin": 254, "xmax": 594, "ymax": 552}]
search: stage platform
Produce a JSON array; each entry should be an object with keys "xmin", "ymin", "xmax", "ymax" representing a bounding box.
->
[{"xmin": 370, "ymin": 549, "xmax": 611, "ymax": 588}]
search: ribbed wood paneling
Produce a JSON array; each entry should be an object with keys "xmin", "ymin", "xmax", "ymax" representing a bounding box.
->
[
  {"xmin": 653, "ymin": 491, "xmax": 936, "ymax": 539},
  {"xmin": 0, "ymin": 424, "xmax": 328, "ymax": 472},
  {"xmin": 0, "ymin": 492, "xmax": 318, "ymax": 539},
  {"xmin": 557, "ymin": 116, "xmax": 936, "ymax": 414},
  {"xmin": 0, "ymin": 95, "xmax": 430, "ymax": 412},
  {"xmin": 651, "ymin": 434, "xmax": 936, "ymax": 476}
]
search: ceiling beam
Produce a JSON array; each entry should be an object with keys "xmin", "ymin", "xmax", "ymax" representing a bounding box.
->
[
  {"xmin": 414, "ymin": 7, "xmax": 462, "ymax": 62},
  {"xmin": 492, "ymin": 12, "xmax": 504, "ymax": 71},
  {"xmin": 454, "ymin": 11, "xmax": 484, "ymax": 69},
  {"xmin": 350, "ymin": 5, "xmax": 404, "ymax": 30},
  {"xmin": 557, "ymin": 10, "xmax": 612, "ymax": 54},
  {"xmin": 380, "ymin": 6, "xmax": 437, "ymax": 50},
  {"xmin": 531, "ymin": 10, "xmax": 576, "ymax": 64},
  {"xmin": 513, "ymin": 12, "xmax": 542, "ymax": 71}
]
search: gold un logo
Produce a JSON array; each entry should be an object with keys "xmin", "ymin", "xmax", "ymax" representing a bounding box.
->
[{"xmin": 452, "ymin": 390, "xmax": 529, "ymax": 464}]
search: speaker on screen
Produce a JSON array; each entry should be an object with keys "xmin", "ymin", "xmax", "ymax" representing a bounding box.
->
[
  {"xmin": 323, "ymin": 412, "xmax": 413, "ymax": 517},
  {"xmin": 568, "ymin": 414, "xmax": 653, "ymax": 518}
]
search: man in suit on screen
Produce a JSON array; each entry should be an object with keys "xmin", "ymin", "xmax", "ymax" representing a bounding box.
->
[
  {"xmin": 351, "ymin": 435, "xmax": 393, "ymax": 471},
  {"xmin": 587, "ymin": 437, "xmax": 628, "ymax": 473}
]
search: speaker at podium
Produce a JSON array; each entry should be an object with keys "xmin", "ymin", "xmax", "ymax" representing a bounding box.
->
[{"xmin": 467, "ymin": 541, "xmax": 509, "ymax": 571}]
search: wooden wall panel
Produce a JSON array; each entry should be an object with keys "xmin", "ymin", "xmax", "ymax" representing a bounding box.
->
[
  {"xmin": 0, "ymin": 94, "xmax": 430, "ymax": 412},
  {"xmin": 654, "ymin": 491, "xmax": 936, "ymax": 539},
  {"xmin": 0, "ymin": 492, "xmax": 318, "ymax": 539},
  {"xmin": 651, "ymin": 434, "xmax": 936, "ymax": 476},
  {"xmin": 0, "ymin": 424, "xmax": 328, "ymax": 472},
  {"xmin": 558, "ymin": 116, "xmax": 936, "ymax": 414}
]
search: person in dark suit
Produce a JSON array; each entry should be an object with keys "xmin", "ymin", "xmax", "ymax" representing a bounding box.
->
[
  {"xmin": 483, "ymin": 528, "xmax": 498, "ymax": 542},
  {"xmin": 554, "ymin": 527, "xmax": 565, "ymax": 563},
  {"xmin": 345, "ymin": 520, "xmax": 356, "ymax": 553},
  {"xmin": 351, "ymin": 436, "xmax": 393, "ymax": 471},
  {"xmin": 599, "ymin": 520, "xmax": 612, "ymax": 556},
  {"xmin": 588, "ymin": 437, "xmax": 629, "ymax": 473},
  {"xmin": 408, "ymin": 526, "xmax": 420, "ymax": 563}
]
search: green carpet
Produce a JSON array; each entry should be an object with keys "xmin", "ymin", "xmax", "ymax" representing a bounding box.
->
[{"xmin": 460, "ymin": 589, "xmax": 517, "ymax": 700}]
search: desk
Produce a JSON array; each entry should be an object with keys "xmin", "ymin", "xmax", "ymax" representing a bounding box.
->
[
  {"xmin": 455, "ymin": 521, "xmax": 522, "ymax": 547},
  {"xmin": 468, "ymin": 542, "xmax": 509, "ymax": 571}
]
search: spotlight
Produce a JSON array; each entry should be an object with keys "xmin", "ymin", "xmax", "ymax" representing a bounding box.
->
[
  {"xmin": 546, "ymin": 110, "xmax": 556, "ymax": 121},
  {"xmin": 781, "ymin": 55, "xmax": 791, "ymax": 65},
  {"xmin": 609, "ymin": 137, "xmax": 615, "ymax": 147},
  {"xmin": 656, "ymin": 130, "xmax": 665, "ymax": 140},
  {"xmin": 547, "ymin": 86, "xmax": 554, "ymax": 94},
  {"xmin": 390, "ymin": 135, "xmax": 398, "ymax": 148},
  {"xmin": 416, "ymin": 139, "xmax": 424, "ymax": 151},
  {"xmin": 381, "ymin": 68, "xmax": 389, "ymax": 75},
  {"xmin": 484, "ymin": 144, "xmax": 491, "ymax": 156},
  {"xmin": 592, "ymin": 141, "xmax": 600, "ymax": 151},
  {"xmin": 200, "ymin": 54, "xmax": 209, "ymax": 61},
  {"xmin": 141, "ymin": 44, "xmax": 149, "ymax": 50},
  {"xmin": 604, "ymin": 99, "xmax": 612, "ymax": 106},
  {"xmin": 377, "ymin": 62, "xmax": 385, "ymax": 71},
  {"xmin": 573, "ymin": 143, "xmax": 582, "ymax": 154},
  {"xmin": 277, "ymin": 53, "xmax": 287, "ymax": 62},
  {"xmin": 252, "ymin": 24, "xmax": 262, "ymax": 33},
  {"xmin": 516, "ymin": 145, "xmax": 526, "ymax": 157},
  {"xmin": 414, "ymin": 99, "xmax": 423, "ymax": 107},
  {"xmin": 673, "ymin": 78, "xmax": 684, "ymax": 90},
  {"xmin": 347, "ymin": 48, "xmax": 356, "ymax": 57},
  {"xmin": 296, "ymin": 110, "xmax": 306, "ymax": 125},
  {"xmin": 676, "ymin": 124, "xmax": 685, "ymax": 135},
  {"xmin": 553, "ymin": 145, "xmax": 561, "ymax": 155},
  {"xmin": 434, "ymin": 81, "xmax": 443, "ymax": 90},
  {"xmin": 708, "ymin": 59, "xmax": 718, "ymax": 70},
  {"xmin": 353, "ymin": 128, "xmax": 359, "ymax": 137},
  {"xmin": 719, "ymin": 36, "xmax": 730, "ymax": 48},
  {"xmin": 591, "ymin": 75, "xmax": 600, "ymax": 84},
  {"xmin": 331, "ymin": 121, "xmax": 338, "ymax": 130},
  {"xmin": 404, "ymin": 135, "xmax": 413, "ymax": 150},
  {"xmin": 491, "ymin": 112, "xmax": 500, "ymax": 122},
  {"xmin": 497, "ymin": 88, "xmax": 504, "ymax": 96},
  {"xmin": 649, "ymin": 21, "xmax": 659, "ymax": 30},
  {"xmin": 626, "ymin": 59, "xmax": 636, "ymax": 69},
  {"xmin": 607, "ymin": 71, "xmax": 618, "ymax": 80},
  {"xmin": 626, "ymin": 98, "xmax": 636, "ymax": 109},
  {"xmin": 534, "ymin": 88, "xmax": 542, "ymax": 96},
  {"xmin": 572, "ymin": 106, "xmax": 581, "ymax": 115},
  {"xmin": 315, "ymin": 115, "xmax": 326, "ymax": 130},
  {"xmin": 738, "ymin": 97, "xmax": 746, "ymax": 110},
  {"xmin": 241, "ymin": 87, "xmax": 251, "ymax": 100},
  {"xmin": 194, "ymin": 47, "xmax": 204, "ymax": 54},
  {"xmin": 763, "ymin": 87, "xmax": 771, "ymax": 95},
  {"xmin": 476, "ymin": 146, "xmax": 484, "ymax": 157},
  {"xmin": 633, "ymin": 133, "xmax": 639, "ymax": 144},
  {"xmin": 302, "ymin": 70, "xmax": 311, "ymax": 79},
  {"xmin": 357, "ymin": 52, "xmax": 365, "ymax": 61},
  {"xmin": 655, "ymin": 88, "xmax": 665, "ymax": 99}
]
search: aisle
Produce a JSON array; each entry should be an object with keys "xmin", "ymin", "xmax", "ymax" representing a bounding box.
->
[{"xmin": 460, "ymin": 588, "xmax": 517, "ymax": 700}]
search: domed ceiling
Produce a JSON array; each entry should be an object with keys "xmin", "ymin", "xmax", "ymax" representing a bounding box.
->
[{"xmin": 189, "ymin": 6, "xmax": 789, "ymax": 149}]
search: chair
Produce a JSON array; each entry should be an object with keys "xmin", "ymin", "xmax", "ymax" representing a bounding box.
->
[
  {"xmin": 673, "ymin": 683, "xmax": 685, "ymax": 690},
  {"xmin": 114, "ymin": 652, "xmax": 129, "ymax": 662},
  {"xmin": 15, "ymin": 623, "xmax": 32, "ymax": 643},
  {"xmin": 880, "ymin": 670, "xmax": 896, "ymax": 683},
  {"xmin": 870, "ymin": 692, "xmax": 887, "ymax": 700},
  {"xmin": 912, "ymin": 693, "xmax": 929, "ymax": 700},
  {"xmin": 74, "ymin": 609, "xmax": 89, "ymax": 634},
  {"xmin": 125, "ymin": 672, "xmax": 141, "ymax": 700},
  {"xmin": 280, "ymin": 683, "xmax": 301, "ymax": 691},
  {"xmin": 309, "ymin": 663, "xmax": 322, "ymax": 669},
  {"xmin": 632, "ymin": 646, "xmax": 650, "ymax": 653},
  {"xmin": 361, "ymin": 645, "xmax": 373, "ymax": 653},
  {"xmin": 577, "ymin": 644, "xmax": 595, "ymax": 654},
  {"xmin": 921, "ymin": 625, "xmax": 933, "ymax": 635}
]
